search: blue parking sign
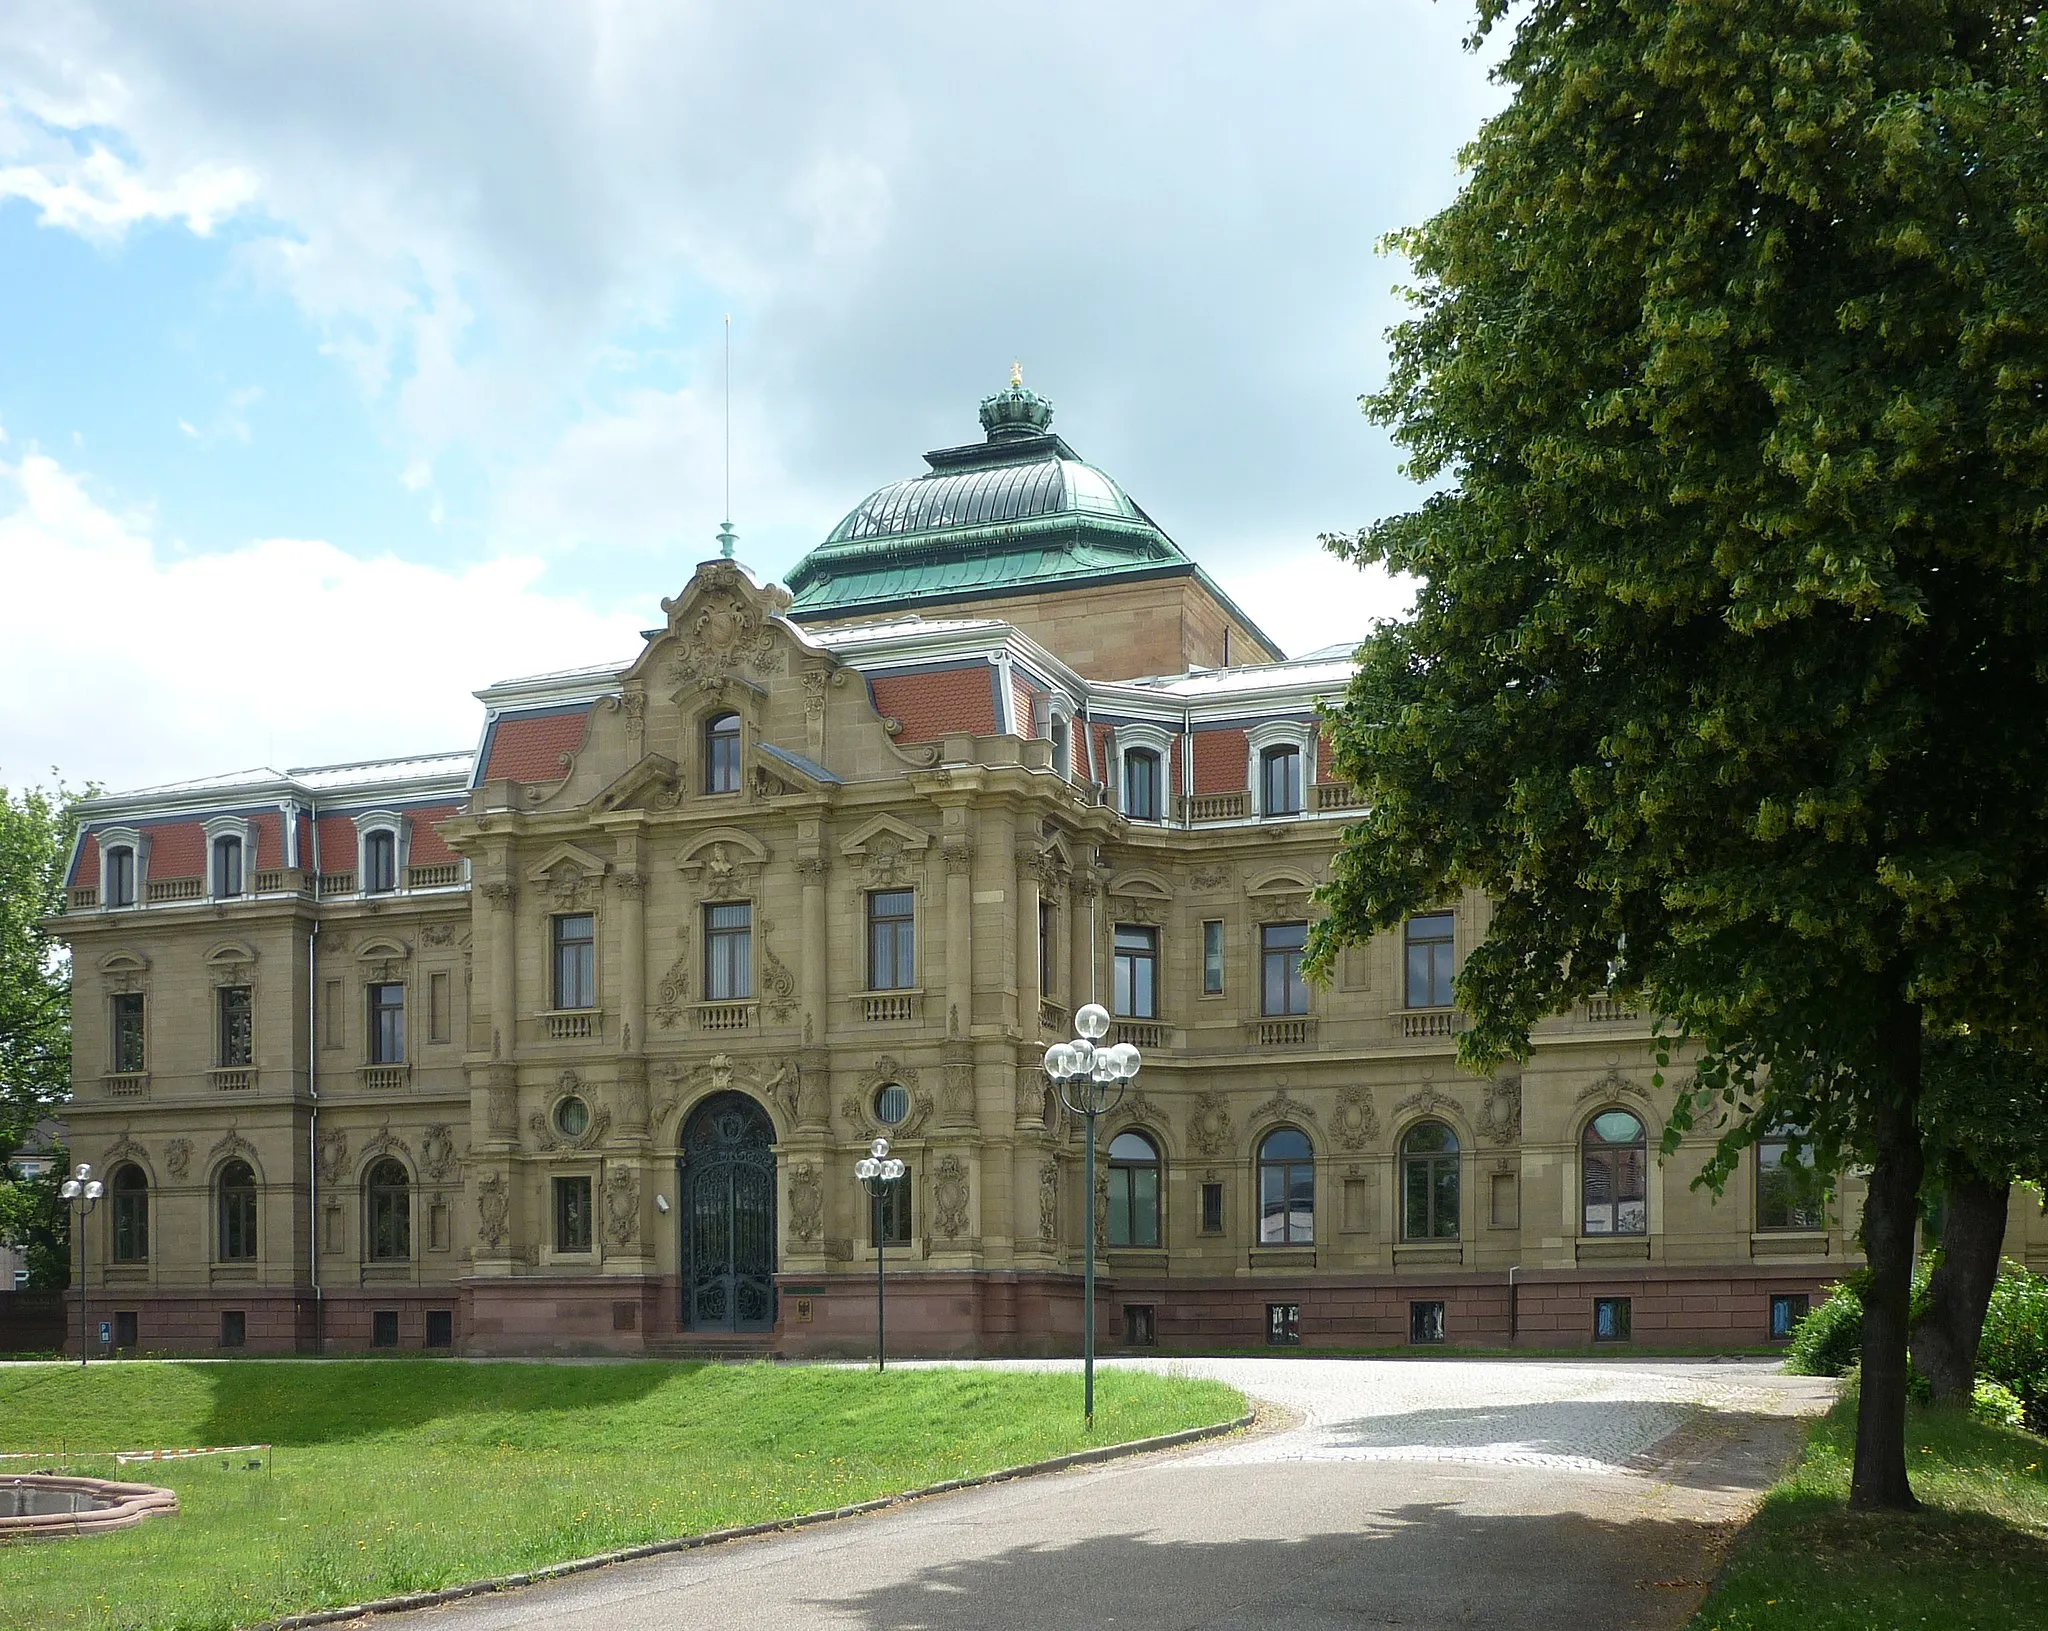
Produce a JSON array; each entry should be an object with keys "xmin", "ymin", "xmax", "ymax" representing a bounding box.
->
[{"xmin": 98, "ymin": 1321, "xmax": 111, "ymax": 1345}]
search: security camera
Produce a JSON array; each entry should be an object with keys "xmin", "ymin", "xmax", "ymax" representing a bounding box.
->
[{"xmin": 654, "ymin": 1194, "xmax": 670, "ymax": 1214}]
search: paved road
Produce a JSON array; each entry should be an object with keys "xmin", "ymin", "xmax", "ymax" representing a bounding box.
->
[{"xmin": 384, "ymin": 1358, "xmax": 1834, "ymax": 1631}]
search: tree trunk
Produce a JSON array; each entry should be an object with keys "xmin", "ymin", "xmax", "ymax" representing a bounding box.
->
[
  {"xmin": 1910, "ymin": 1167, "xmax": 2010, "ymax": 1405},
  {"xmin": 1850, "ymin": 1000, "xmax": 1924, "ymax": 1513}
]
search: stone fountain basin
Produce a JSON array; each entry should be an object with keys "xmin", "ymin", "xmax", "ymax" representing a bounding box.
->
[{"xmin": 0, "ymin": 1475, "xmax": 179, "ymax": 1540}]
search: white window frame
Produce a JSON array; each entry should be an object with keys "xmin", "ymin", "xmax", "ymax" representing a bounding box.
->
[
  {"xmin": 97, "ymin": 826, "xmax": 146, "ymax": 909},
  {"xmin": 1036, "ymin": 694, "xmax": 1079, "ymax": 780},
  {"xmin": 1246, "ymin": 720, "xmax": 1316, "ymax": 818},
  {"xmin": 203, "ymin": 815, "xmax": 258, "ymax": 900},
  {"xmin": 1111, "ymin": 723, "xmax": 1176, "ymax": 822},
  {"xmin": 353, "ymin": 811, "xmax": 410, "ymax": 895}
]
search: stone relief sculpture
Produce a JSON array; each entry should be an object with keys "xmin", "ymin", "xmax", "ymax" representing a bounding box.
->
[
  {"xmin": 1479, "ymin": 1077, "xmax": 1523, "ymax": 1146},
  {"xmin": 421, "ymin": 1124, "xmax": 457, "ymax": 1180},
  {"xmin": 476, "ymin": 1173, "xmax": 509, "ymax": 1250},
  {"xmin": 1188, "ymin": 1092, "xmax": 1232, "ymax": 1158},
  {"xmin": 1332, "ymin": 1087, "xmax": 1380, "ymax": 1151},
  {"xmin": 162, "ymin": 1138, "xmax": 193, "ymax": 1181},
  {"xmin": 933, "ymin": 1156, "xmax": 969, "ymax": 1240},
  {"xmin": 789, "ymin": 1161, "xmax": 823, "ymax": 1244},
  {"xmin": 1038, "ymin": 1159, "xmax": 1061, "ymax": 1244},
  {"xmin": 603, "ymin": 1168, "xmax": 640, "ymax": 1248}
]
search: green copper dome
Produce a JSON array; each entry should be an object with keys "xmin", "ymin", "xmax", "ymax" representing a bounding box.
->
[{"xmin": 786, "ymin": 376, "xmax": 1244, "ymax": 626}]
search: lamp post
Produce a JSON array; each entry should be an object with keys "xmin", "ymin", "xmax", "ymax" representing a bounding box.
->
[
  {"xmin": 58, "ymin": 1163, "xmax": 104, "ymax": 1368},
  {"xmin": 853, "ymin": 1137, "xmax": 907, "ymax": 1371},
  {"xmin": 1043, "ymin": 1002, "xmax": 1142, "ymax": 1429}
]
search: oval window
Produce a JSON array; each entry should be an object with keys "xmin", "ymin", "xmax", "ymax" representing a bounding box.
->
[
  {"xmin": 554, "ymin": 1096, "xmax": 590, "ymax": 1139},
  {"xmin": 875, "ymin": 1083, "xmax": 910, "ymax": 1126}
]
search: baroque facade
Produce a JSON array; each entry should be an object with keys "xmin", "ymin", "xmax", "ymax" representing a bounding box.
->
[{"xmin": 58, "ymin": 379, "xmax": 2043, "ymax": 1357}]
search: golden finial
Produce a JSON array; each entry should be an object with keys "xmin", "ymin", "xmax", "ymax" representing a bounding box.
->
[{"xmin": 1010, "ymin": 360, "xmax": 1024, "ymax": 388}]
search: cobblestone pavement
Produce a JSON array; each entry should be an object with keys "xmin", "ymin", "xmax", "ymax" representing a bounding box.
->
[{"xmin": 386, "ymin": 1358, "xmax": 1836, "ymax": 1631}]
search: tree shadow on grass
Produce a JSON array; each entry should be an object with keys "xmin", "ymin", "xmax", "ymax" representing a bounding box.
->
[
  {"xmin": 806, "ymin": 1506, "xmax": 1747, "ymax": 1631},
  {"xmin": 197, "ymin": 1359, "xmax": 697, "ymax": 1448}
]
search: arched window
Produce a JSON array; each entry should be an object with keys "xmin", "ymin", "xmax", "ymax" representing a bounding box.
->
[
  {"xmin": 105, "ymin": 845, "xmax": 136, "ymax": 908},
  {"xmin": 211, "ymin": 835, "xmax": 243, "ymax": 898},
  {"xmin": 1582, "ymin": 1110, "xmax": 1648, "ymax": 1236},
  {"xmin": 1123, "ymin": 749, "xmax": 1161, "ymax": 821},
  {"xmin": 1107, "ymin": 1130, "xmax": 1161, "ymax": 1247},
  {"xmin": 111, "ymin": 1163, "xmax": 149, "ymax": 1262},
  {"xmin": 1401, "ymin": 1121, "xmax": 1460, "ymax": 1240},
  {"xmin": 705, "ymin": 712, "xmax": 742, "ymax": 793},
  {"xmin": 1260, "ymin": 745, "xmax": 1302, "ymax": 816},
  {"xmin": 218, "ymin": 1160, "xmax": 258, "ymax": 1262},
  {"xmin": 366, "ymin": 1158, "xmax": 411, "ymax": 1261},
  {"xmin": 363, "ymin": 829, "xmax": 398, "ymax": 894},
  {"xmin": 1258, "ymin": 1127, "xmax": 1314, "ymax": 1245}
]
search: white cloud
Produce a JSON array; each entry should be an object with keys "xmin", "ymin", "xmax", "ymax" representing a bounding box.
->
[
  {"xmin": 1216, "ymin": 544, "xmax": 1414, "ymax": 662},
  {"xmin": 0, "ymin": 450, "xmax": 643, "ymax": 793},
  {"xmin": 0, "ymin": 142, "xmax": 257, "ymax": 238}
]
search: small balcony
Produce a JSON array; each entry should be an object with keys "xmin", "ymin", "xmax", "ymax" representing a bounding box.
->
[
  {"xmin": 69, "ymin": 885, "xmax": 98, "ymax": 910},
  {"xmin": 1038, "ymin": 998, "xmax": 1069, "ymax": 1037},
  {"xmin": 1252, "ymin": 1016, "xmax": 1317, "ymax": 1048},
  {"xmin": 1112, "ymin": 1019, "xmax": 1168, "ymax": 1051},
  {"xmin": 359, "ymin": 1065, "xmax": 410, "ymax": 1092},
  {"xmin": 1313, "ymin": 781, "xmax": 1365, "ymax": 813},
  {"xmin": 210, "ymin": 1067, "xmax": 257, "ymax": 1092},
  {"xmin": 317, "ymin": 870, "xmax": 357, "ymax": 897},
  {"xmin": 692, "ymin": 1001, "xmax": 758, "ymax": 1033},
  {"xmin": 542, "ymin": 1010, "xmax": 600, "ymax": 1042},
  {"xmin": 1582, "ymin": 996, "xmax": 1641, "ymax": 1023},
  {"xmin": 145, "ymin": 877, "xmax": 205, "ymax": 904},
  {"xmin": 857, "ymin": 991, "xmax": 920, "ymax": 1024},
  {"xmin": 407, "ymin": 862, "xmax": 464, "ymax": 889},
  {"xmin": 1400, "ymin": 1008, "xmax": 1464, "ymax": 1040},
  {"xmin": 100, "ymin": 1072, "xmax": 148, "ymax": 1100},
  {"xmin": 1179, "ymin": 792, "xmax": 1249, "ymax": 823}
]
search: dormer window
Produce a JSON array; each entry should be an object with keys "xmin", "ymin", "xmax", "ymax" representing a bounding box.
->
[
  {"xmin": 1260, "ymin": 745, "xmax": 1303, "ymax": 817},
  {"xmin": 1123, "ymin": 749, "xmax": 1161, "ymax": 822},
  {"xmin": 1050, "ymin": 717, "xmax": 1071, "ymax": 778},
  {"xmin": 363, "ymin": 830, "xmax": 398, "ymax": 894},
  {"xmin": 706, "ymin": 712, "xmax": 742, "ymax": 794},
  {"xmin": 105, "ymin": 845, "xmax": 136, "ymax": 908},
  {"xmin": 212, "ymin": 835, "xmax": 244, "ymax": 899}
]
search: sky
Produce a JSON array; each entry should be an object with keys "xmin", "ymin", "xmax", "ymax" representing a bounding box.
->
[{"xmin": 0, "ymin": 2, "xmax": 1506, "ymax": 795}]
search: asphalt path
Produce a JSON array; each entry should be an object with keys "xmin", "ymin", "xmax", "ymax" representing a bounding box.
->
[{"xmin": 378, "ymin": 1357, "xmax": 1834, "ymax": 1631}]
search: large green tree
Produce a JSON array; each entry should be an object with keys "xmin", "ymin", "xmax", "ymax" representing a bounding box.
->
[
  {"xmin": 0, "ymin": 782, "xmax": 81, "ymax": 1287},
  {"xmin": 1311, "ymin": 0, "xmax": 2048, "ymax": 1511}
]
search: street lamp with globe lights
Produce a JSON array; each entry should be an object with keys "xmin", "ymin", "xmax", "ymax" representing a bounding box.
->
[
  {"xmin": 58, "ymin": 1163, "xmax": 105, "ymax": 1367},
  {"xmin": 1043, "ymin": 1001, "xmax": 1142, "ymax": 1428},
  {"xmin": 853, "ymin": 1137, "xmax": 907, "ymax": 1371}
]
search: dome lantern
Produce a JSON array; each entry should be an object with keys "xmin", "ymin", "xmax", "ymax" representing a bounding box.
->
[{"xmin": 978, "ymin": 363, "xmax": 1054, "ymax": 443}]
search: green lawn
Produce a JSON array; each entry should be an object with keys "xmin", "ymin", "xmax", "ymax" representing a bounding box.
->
[
  {"xmin": 1691, "ymin": 1397, "xmax": 2048, "ymax": 1631},
  {"xmin": 0, "ymin": 1360, "xmax": 1244, "ymax": 1631}
]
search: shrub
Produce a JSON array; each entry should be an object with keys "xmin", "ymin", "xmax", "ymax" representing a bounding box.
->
[
  {"xmin": 1973, "ymin": 1379, "xmax": 2025, "ymax": 1430},
  {"xmin": 1787, "ymin": 1280, "xmax": 1866, "ymax": 1376},
  {"xmin": 1978, "ymin": 1260, "xmax": 2048, "ymax": 1434}
]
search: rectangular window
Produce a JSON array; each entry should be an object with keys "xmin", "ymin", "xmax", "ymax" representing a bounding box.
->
[
  {"xmin": 867, "ymin": 889, "xmax": 916, "ymax": 990},
  {"xmin": 1112, "ymin": 924, "xmax": 1159, "ymax": 1019},
  {"xmin": 217, "ymin": 986, "xmax": 254, "ymax": 1068},
  {"xmin": 1260, "ymin": 922, "xmax": 1309, "ymax": 1016},
  {"xmin": 1409, "ymin": 1300, "xmax": 1447, "ymax": 1345},
  {"xmin": 552, "ymin": 913, "xmax": 596, "ymax": 1010},
  {"xmin": 1200, "ymin": 1182, "xmax": 1224, "ymax": 1234},
  {"xmin": 111, "ymin": 992, "xmax": 146, "ymax": 1073},
  {"xmin": 426, "ymin": 1309, "xmax": 454, "ymax": 1349},
  {"xmin": 1769, "ymin": 1293, "xmax": 1810, "ymax": 1342},
  {"xmin": 368, "ymin": 982, "xmax": 406, "ymax": 1065},
  {"xmin": 875, "ymin": 1180, "xmax": 913, "ymax": 1245},
  {"xmin": 363, "ymin": 830, "xmax": 398, "ymax": 894},
  {"xmin": 705, "ymin": 902, "xmax": 753, "ymax": 1001},
  {"xmin": 1756, "ymin": 1128, "xmax": 1825, "ymax": 1231},
  {"xmin": 371, "ymin": 1310, "xmax": 400, "ymax": 1349},
  {"xmin": 323, "ymin": 980, "xmax": 342, "ymax": 1050},
  {"xmin": 554, "ymin": 1175, "xmax": 593, "ymax": 1252},
  {"xmin": 1039, "ymin": 900, "xmax": 1057, "ymax": 994},
  {"xmin": 1593, "ymin": 1297, "xmax": 1633, "ymax": 1342},
  {"xmin": 1122, "ymin": 1304, "xmax": 1157, "ymax": 1347},
  {"xmin": 1404, "ymin": 913, "xmax": 1456, "ymax": 1008},
  {"xmin": 1266, "ymin": 1303, "xmax": 1301, "ymax": 1346},
  {"xmin": 429, "ymin": 971, "xmax": 451, "ymax": 1044},
  {"xmin": 106, "ymin": 847, "xmax": 135, "ymax": 907},
  {"xmin": 213, "ymin": 835, "xmax": 243, "ymax": 898},
  {"xmin": 1260, "ymin": 745, "xmax": 1302, "ymax": 815},
  {"xmin": 113, "ymin": 1311, "xmax": 138, "ymax": 1350},
  {"xmin": 220, "ymin": 1310, "xmax": 246, "ymax": 1349},
  {"xmin": 1123, "ymin": 750, "xmax": 1161, "ymax": 821},
  {"xmin": 1202, "ymin": 920, "xmax": 1224, "ymax": 995}
]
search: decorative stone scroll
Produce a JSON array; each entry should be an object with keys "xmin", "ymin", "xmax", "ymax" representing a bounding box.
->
[
  {"xmin": 1038, "ymin": 1159, "xmax": 1061, "ymax": 1243},
  {"xmin": 603, "ymin": 1168, "xmax": 640, "ymax": 1248},
  {"xmin": 788, "ymin": 1161, "xmax": 824, "ymax": 1244},
  {"xmin": 476, "ymin": 1173, "xmax": 509, "ymax": 1250},
  {"xmin": 1187, "ymin": 1092, "xmax": 1232, "ymax": 1159},
  {"xmin": 933, "ymin": 1155, "xmax": 970, "ymax": 1240},
  {"xmin": 1332, "ymin": 1087, "xmax": 1379, "ymax": 1151},
  {"xmin": 1479, "ymin": 1077, "xmax": 1523, "ymax": 1146}
]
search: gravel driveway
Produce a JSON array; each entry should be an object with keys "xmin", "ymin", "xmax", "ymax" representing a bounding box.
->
[{"xmin": 381, "ymin": 1357, "xmax": 1834, "ymax": 1631}]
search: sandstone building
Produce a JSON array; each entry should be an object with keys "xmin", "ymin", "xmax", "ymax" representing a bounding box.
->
[{"xmin": 61, "ymin": 378, "xmax": 2031, "ymax": 1357}]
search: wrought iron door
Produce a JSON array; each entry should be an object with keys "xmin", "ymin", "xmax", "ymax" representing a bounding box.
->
[{"xmin": 680, "ymin": 1093, "xmax": 777, "ymax": 1331}]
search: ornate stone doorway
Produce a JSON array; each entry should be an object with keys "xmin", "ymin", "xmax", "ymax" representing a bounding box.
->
[{"xmin": 678, "ymin": 1093, "xmax": 777, "ymax": 1332}]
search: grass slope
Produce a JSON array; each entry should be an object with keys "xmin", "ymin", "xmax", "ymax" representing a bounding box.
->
[
  {"xmin": 1691, "ymin": 1397, "xmax": 2048, "ymax": 1631},
  {"xmin": 0, "ymin": 1360, "xmax": 1243, "ymax": 1631}
]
